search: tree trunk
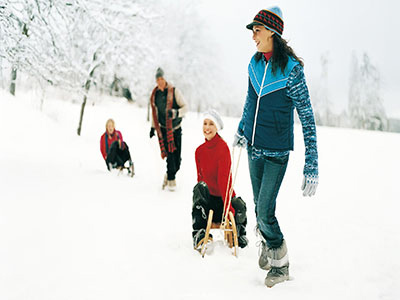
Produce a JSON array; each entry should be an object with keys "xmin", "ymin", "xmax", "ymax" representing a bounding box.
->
[
  {"xmin": 10, "ymin": 66, "xmax": 17, "ymax": 96},
  {"xmin": 77, "ymin": 52, "xmax": 100, "ymax": 136},
  {"xmin": 77, "ymin": 79, "xmax": 91, "ymax": 136},
  {"xmin": 77, "ymin": 94, "xmax": 88, "ymax": 136}
]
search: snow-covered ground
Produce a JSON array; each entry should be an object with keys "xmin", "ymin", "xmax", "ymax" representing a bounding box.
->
[{"xmin": 1, "ymin": 90, "xmax": 399, "ymax": 300}]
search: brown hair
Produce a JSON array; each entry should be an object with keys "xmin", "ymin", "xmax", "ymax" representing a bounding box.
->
[{"xmin": 255, "ymin": 34, "xmax": 304, "ymax": 75}]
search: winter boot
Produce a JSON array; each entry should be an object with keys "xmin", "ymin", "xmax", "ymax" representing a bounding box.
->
[
  {"xmin": 193, "ymin": 229, "xmax": 205, "ymax": 249},
  {"xmin": 168, "ymin": 179, "xmax": 176, "ymax": 191},
  {"xmin": 232, "ymin": 196, "xmax": 248, "ymax": 248},
  {"xmin": 108, "ymin": 162, "xmax": 118, "ymax": 172},
  {"xmin": 193, "ymin": 229, "xmax": 213, "ymax": 250},
  {"xmin": 231, "ymin": 197, "xmax": 247, "ymax": 224},
  {"xmin": 129, "ymin": 160, "xmax": 135, "ymax": 177},
  {"xmin": 255, "ymin": 227, "xmax": 270, "ymax": 270},
  {"xmin": 265, "ymin": 240, "xmax": 289, "ymax": 288},
  {"xmin": 162, "ymin": 174, "xmax": 168, "ymax": 190},
  {"xmin": 265, "ymin": 265, "xmax": 289, "ymax": 288},
  {"xmin": 258, "ymin": 241, "xmax": 271, "ymax": 270},
  {"xmin": 237, "ymin": 224, "xmax": 248, "ymax": 248}
]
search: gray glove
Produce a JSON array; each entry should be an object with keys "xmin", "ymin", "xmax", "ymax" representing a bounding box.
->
[
  {"xmin": 301, "ymin": 174, "xmax": 318, "ymax": 197},
  {"xmin": 232, "ymin": 132, "xmax": 247, "ymax": 148}
]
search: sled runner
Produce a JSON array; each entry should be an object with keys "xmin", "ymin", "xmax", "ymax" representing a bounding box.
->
[
  {"xmin": 117, "ymin": 160, "xmax": 135, "ymax": 177},
  {"xmin": 198, "ymin": 209, "xmax": 239, "ymax": 257}
]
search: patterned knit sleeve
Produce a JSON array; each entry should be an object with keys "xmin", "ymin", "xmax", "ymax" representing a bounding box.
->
[{"xmin": 287, "ymin": 65, "xmax": 319, "ymax": 176}]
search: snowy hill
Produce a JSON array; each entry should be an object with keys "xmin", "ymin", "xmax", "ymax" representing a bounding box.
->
[{"xmin": 1, "ymin": 90, "xmax": 399, "ymax": 300}]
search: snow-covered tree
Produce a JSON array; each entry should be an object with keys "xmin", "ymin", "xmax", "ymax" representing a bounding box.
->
[
  {"xmin": 0, "ymin": 1, "xmax": 31, "ymax": 95},
  {"xmin": 1, "ymin": 0, "xmax": 226, "ymax": 134},
  {"xmin": 145, "ymin": 0, "xmax": 223, "ymax": 113},
  {"xmin": 311, "ymin": 52, "xmax": 336, "ymax": 126},
  {"xmin": 0, "ymin": 1, "xmax": 75, "ymax": 93},
  {"xmin": 1, "ymin": 0, "xmax": 157, "ymax": 133},
  {"xmin": 348, "ymin": 52, "xmax": 387, "ymax": 131}
]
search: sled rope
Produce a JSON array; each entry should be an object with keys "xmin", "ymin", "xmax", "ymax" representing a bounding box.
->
[{"xmin": 221, "ymin": 146, "xmax": 242, "ymax": 228}]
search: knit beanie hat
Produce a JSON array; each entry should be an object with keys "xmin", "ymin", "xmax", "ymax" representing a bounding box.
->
[
  {"xmin": 203, "ymin": 109, "xmax": 224, "ymax": 131},
  {"xmin": 246, "ymin": 6, "xmax": 284, "ymax": 36},
  {"xmin": 155, "ymin": 67, "xmax": 164, "ymax": 79}
]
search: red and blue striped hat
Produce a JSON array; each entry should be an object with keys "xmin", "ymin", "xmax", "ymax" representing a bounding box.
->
[{"xmin": 246, "ymin": 6, "xmax": 284, "ymax": 36}]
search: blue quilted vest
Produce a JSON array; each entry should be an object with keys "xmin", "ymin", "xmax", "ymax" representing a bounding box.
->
[{"xmin": 243, "ymin": 54, "xmax": 299, "ymax": 151}]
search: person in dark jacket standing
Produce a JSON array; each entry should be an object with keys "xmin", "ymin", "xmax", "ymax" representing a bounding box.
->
[
  {"xmin": 192, "ymin": 110, "xmax": 248, "ymax": 250},
  {"xmin": 100, "ymin": 119, "xmax": 133, "ymax": 173},
  {"xmin": 149, "ymin": 67, "xmax": 187, "ymax": 191},
  {"xmin": 233, "ymin": 6, "xmax": 319, "ymax": 287}
]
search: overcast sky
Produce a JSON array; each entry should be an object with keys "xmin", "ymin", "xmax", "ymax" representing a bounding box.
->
[{"xmin": 197, "ymin": 0, "xmax": 400, "ymax": 117}]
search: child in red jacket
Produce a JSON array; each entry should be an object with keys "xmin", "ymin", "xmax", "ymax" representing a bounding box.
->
[
  {"xmin": 100, "ymin": 119, "xmax": 133, "ymax": 172},
  {"xmin": 192, "ymin": 110, "xmax": 248, "ymax": 250}
]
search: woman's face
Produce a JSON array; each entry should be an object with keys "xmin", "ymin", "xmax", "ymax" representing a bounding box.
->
[
  {"xmin": 252, "ymin": 25, "xmax": 274, "ymax": 53},
  {"xmin": 203, "ymin": 119, "xmax": 217, "ymax": 141},
  {"xmin": 107, "ymin": 122, "xmax": 115, "ymax": 134}
]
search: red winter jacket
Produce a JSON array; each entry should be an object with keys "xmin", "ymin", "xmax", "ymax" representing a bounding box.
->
[
  {"xmin": 100, "ymin": 130, "xmax": 124, "ymax": 160},
  {"xmin": 195, "ymin": 133, "xmax": 235, "ymax": 215}
]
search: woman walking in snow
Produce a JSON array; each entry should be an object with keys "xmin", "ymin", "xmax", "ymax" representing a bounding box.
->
[
  {"xmin": 233, "ymin": 6, "xmax": 319, "ymax": 287},
  {"xmin": 100, "ymin": 119, "xmax": 133, "ymax": 173},
  {"xmin": 192, "ymin": 110, "xmax": 248, "ymax": 250}
]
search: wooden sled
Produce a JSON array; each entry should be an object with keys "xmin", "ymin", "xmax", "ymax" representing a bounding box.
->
[
  {"xmin": 117, "ymin": 161, "xmax": 135, "ymax": 177},
  {"xmin": 198, "ymin": 209, "xmax": 239, "ymax": 258},
  {"xmin": 196, "ymin": 147, "xmax": 243, "ymax": 258}
]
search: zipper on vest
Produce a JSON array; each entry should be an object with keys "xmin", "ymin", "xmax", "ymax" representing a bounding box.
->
[{"xmin": 251, "ymin": 61, "xmax": 269, "ymax": 145}]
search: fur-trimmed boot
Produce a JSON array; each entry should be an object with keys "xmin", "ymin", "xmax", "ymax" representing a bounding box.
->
[
  {"xmin": 264, "ymin": 240, "xmax": 289, "ymax": 288},
  {"xmin": 258, "ymin": 241, "xmax": 271, "ymax": 270},
  {"xmin": 255, "ymin": 227, "xmax": 270, "ymax": 270}
]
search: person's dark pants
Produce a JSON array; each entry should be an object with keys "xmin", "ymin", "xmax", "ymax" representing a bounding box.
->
[
  {"xmin": 248, "ymin": 149, "xmax": 289, "ymax": 249},
  {"xmin": 192, "ymin": 182, "xmax": 224, "ymax": 237},
  {"xmin": 161, "ymin": 127, "xmax": 182, "ymax": 180},
  {"xmin": 191, "ymin": 182, "xmax": 247, "ymax": 241},
  {"xmin": 106, "ymin": 141, "xmax": 131, "ymax": 170}
]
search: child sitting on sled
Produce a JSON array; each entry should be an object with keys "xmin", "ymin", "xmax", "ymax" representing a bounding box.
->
[
  {"xmin": 100, "ymin": 118, "xmax": 134, "ymax": 175},
  {"xmin": 192, "ymin": 110, "xmax": 248, "ymax": 250}
]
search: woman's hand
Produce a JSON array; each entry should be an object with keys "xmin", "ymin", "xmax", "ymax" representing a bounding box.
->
[
  {"xmin": 301, "ymin": 174, "xmax": 318, "ymax": 197},
  {"xmin": 232, "ymin": 132, "xmax": 247, "ymax": 148}
]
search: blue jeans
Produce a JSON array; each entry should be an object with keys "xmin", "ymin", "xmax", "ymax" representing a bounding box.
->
[{"xmin": 248, "ymin": 149, "xmax": 289, "ymax": 249}]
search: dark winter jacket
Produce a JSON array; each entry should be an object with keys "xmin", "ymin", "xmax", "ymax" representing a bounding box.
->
[
  {"xmin": 100, "ymin": 130, "xmax": 124, "ymax": 160},
  {"xmin": 153, "ymin": 86, "xmax": 187, "ymax": 130},
  {"xmin": 195, "ymin": 133, "xmax": 235, "ymax": 215},
  {"xmin": 238, "ymin": 53, "xmax": 319, "ymax": 176},
  {"xmin": 241, "ymin": 54, "xmax": 299, "ymax": 150}
]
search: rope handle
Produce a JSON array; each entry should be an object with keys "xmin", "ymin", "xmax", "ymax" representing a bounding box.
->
[{"xmin": 221, "ymin": 146, "xmax": 242, "ymax": 228}]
